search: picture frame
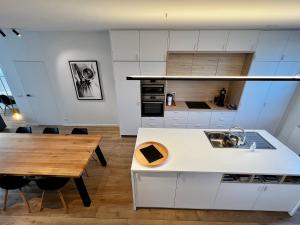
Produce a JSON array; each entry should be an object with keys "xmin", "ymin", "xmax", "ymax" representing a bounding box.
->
[{"xmin": 69, "ymin": 60, "xmax": 103, "ymax": 100}]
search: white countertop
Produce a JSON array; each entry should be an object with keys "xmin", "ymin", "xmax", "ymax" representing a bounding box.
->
[{"xmin": 131, "ymin": 128, "xmax": 300, "ymax": 175}]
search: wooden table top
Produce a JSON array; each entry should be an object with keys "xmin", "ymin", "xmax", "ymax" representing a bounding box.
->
[{"xmin": 0, "ymin": 133, "xmax": 102, "ymax": 177}]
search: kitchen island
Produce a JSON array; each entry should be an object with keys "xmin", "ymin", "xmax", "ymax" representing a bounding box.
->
[{"xmin": 131, "ymin": 128, "xmax": 300, "ymax": 215}]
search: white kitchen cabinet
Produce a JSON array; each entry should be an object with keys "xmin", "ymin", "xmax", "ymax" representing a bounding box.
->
[
  {"xmin": 214, "ymin": 183, "xmax": 262, "ymax": 210},
  {"xmin": 253, "ymin": 184, "xmax": 300, "ymax": 212},
  {"xmin": 197, "ymin": 30, "xmax": 229, "ymax": 51},
  {"xmin": 134, "ymin": 172, "xmax": 177, "ymax": 208},
  {"xmin": 139, "ymin": 30, "xmax": 169, "ymax": 61},
  {"xmin": 110, "ymin": 30, "xmax": 140, "ymax": 61},
  {"xmin": 164, "ymin": 111, "xmax": 188, "ymax": 128},
  {"xmin": 256, "ymin": 62, "xmax": 299, "ymax": 134},
  {"xmin": 142, "ymin": 117, "xmax": 164, "ymax": 128},
  {"xmin": 113, "ymin": 62, "xmax": 141, "ymax": 135},
  {"xmin": 234, "ymin": 62, "xmax": 277, "ymax": 129},
  {"xmin": 187, "ymin": 111, "xmax": 211, "ymax": 128},
  {"xmin": 282, "ymin": 31, "xmax": 300, "ymax": 61},
  {"xmin": 210, "ymin": 112, "xmax": 236, "ymax": 129},
  {"xmin": 175, "ymin": 173, "xmax": 222, "ymax": 209},
  {"xmin": 226, "ymin": 30, "xmax": 260, "ymax": 51},
  {"xmin": 254, "ymin": 31, "xmax": 290, "ymax": 61},
  {"xmin": 139, "ymin": 62, "xmax": 166, "ymax": 76},
  {"xmin": 169, "ymin": 30, "xmax": 199, "ymax": 51}
]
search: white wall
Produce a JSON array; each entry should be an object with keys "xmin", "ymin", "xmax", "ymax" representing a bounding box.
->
[
  {"xmin": 277, "ymin": 83, "xmax": 300, "ymax": 142},
  {"xmin": 0, "ymin": 30, "xmax": 118, "ymax": 125}
]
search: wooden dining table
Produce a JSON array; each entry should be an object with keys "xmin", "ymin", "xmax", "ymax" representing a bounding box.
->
[{"xmin": 0, "ymin": 133, "xmax": 107, "ymax": 207}]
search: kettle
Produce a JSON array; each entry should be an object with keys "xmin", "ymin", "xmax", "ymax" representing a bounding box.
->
[{"xmin": 166, "ymin": 93, "xmax": 174, "ymax": 106}]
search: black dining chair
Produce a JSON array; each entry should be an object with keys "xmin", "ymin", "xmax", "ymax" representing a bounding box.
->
[
  {"xmin": 16, "ymin": 126, "xmax": 32, "ymax": 133},
  {"xmin": 0, "ymin": 95, "xmax": 16, "ymax": 115},
  {"xmin": 0, "ymin": 176, "xmax": 31, "ymax": 212},
  {"xmin": 43, "ymin": 127, "xmax": 59, "ymax": 134},
  {"xmin": 35, "ymin": 177, "xmax": 70, "ymax": 213},
  {"xmin": 71, "ymin": 128, "xmax": 88, "ymax": 135}
]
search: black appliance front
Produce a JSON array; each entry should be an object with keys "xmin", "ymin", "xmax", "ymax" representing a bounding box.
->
[{"xmin": 141, "ymin": 101, "xmax": 164, "ymax": 117}]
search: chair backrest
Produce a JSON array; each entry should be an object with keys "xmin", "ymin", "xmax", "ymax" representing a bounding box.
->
[
  {"xmin": 0, "ymin": 95, "xmax": 11, "ymax": 105},
  {"xmin": 43, "ymin": 127, "xmax": 59, "ymax": 134},
  {"xmin": 0, "ymin": 176, "xmax": 30, "ymax": 190},
  {"xmin": 71, "ymin": 128, "xmax": 88, "ymax": 135},
  {"xmin": 16, "ymin": 126, "xmax": 32, "ymax": 133},
  {"xmin": 35, "ymin": 177, "xmax": 70, "ymax": 190}
]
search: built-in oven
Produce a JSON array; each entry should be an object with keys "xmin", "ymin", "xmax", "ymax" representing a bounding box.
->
[
  {"xmin": 141, "ymin": 95, "xmax": 164, "ymax": 117},
  {"xmin": 141, "ymin": 80, "xmax": 165, "ymax": 95}
]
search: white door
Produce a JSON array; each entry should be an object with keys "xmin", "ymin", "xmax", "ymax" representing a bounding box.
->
[
  {"xmin": 226, "ymin": 30, "xmax": 260, "ymax": 51},
  {"xmin": 255, "ymin": 31, "xmax": 289, "ymax": 61},
  {"xmin": 139, "ymin": 62, "xmax": 166, "ymax": 76},
  {"xmin": 234, "ymin": 62, "xmax": 277, "ymax": 129},
  {"xmin": 287, "ymin": 126, "xmax": 300, "ymax": 154},
  {"xmin": 282, "ymin": 31, "xmax": 300, "ymax": 61},
  {"xmin": 254, "ymin": 184, "xmax": 300, "ymax": 212},
  {"xmin": 175, "ymin": 173, "xmax": 222, "ymax": 209},
  {"xmin": 169, "ymin": 30, "xmax": 199, "ymax": 51},
  {"xmin": 197, "ymin": 30, "xmax": 229, "ymax": 51},
  {"xmin": 110, "ymin": 30, "xmax": 139, "ymax": 61},
  {"xmin": 139, "ymin": 31, "xmax": 169, "ymax": 61},
  {"xmin": 14, "ymin": 61, "xmax": 61, "ymax": 125},
  {"xmin": 135, "ymin": 172, "xmax": 177, "ymax": 208},
  {"xmin": 257, "ymin": 62, "xmax": 300, "ymax": 134},
  {"xmin": 214, "ymin": 183, "xmax": 262, "ymax": 210},
  {"xmin": 113, "ymin": 62, "xmax": 141, "ymax": 135}
]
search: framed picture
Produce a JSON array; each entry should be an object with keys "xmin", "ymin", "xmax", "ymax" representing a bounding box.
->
[{"xmin": 69, "ymin": 60, "xmax": 103, "ymax": 100}]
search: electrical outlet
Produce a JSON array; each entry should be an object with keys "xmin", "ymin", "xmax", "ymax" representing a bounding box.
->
[{"xmin": 171, "ymin": 92, "xmax": 176, "ymax": 97}]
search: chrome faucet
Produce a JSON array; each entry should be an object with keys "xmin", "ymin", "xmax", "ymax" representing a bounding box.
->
[{"xmin": 228, "ymin": 126, "xmax": 246, "ymax": 147}]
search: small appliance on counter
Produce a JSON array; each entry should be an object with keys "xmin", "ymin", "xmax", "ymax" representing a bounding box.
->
[
  {"xmin": 166, "ymin": 93, "xmax": 175, "ymax": 106},
  {"xmin": 214, "ymin": 88, "xmax": 226, "ymax": 107}
]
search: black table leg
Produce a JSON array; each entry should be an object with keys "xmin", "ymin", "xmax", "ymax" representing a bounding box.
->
[
  {"xmin": 95, "ymin": 146, "xmax": 107, "ymax": 167},
  {"xmin": 74, "ymin": 176, "xmax": 91, "ymax": 207}
]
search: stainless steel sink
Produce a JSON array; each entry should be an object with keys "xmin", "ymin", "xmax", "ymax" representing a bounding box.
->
[{"xmin": 204, "ymin": 131, "xmax": 276, "ymax": 149}]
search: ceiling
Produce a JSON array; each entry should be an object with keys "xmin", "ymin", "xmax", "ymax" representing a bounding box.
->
[{"xmin": 0, "ymin": 0, "xmax": 300, "ymax": 31}]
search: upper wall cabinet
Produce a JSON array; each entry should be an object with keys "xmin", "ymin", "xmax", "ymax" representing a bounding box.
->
[
  {"xmin": 140, "ymin": 62, "xmax": 166, "ymax": 76},
  {"xmin": 169, "ymin": 31, "xmax": 199, "ymax": 51},
  {"xmin": 254, "ymin": 31, "xmax": 290, "ymax": 61},
  {"xmin": 110, "ymin": 30, "xmax": 140, "ymax": 61},
  {"xmin": 226, "ymin": 30, "xmax": 260, "ymax": 51},
  {"xmin": 282, "ymin": 31, "xmax": 300, "ymax": 61},
  {"xmin": 197, "ymin": 30, "xmax": 229, "ymax": 51},
  {"xmin": 140, "ymin": 31, "xmax": 169, "ymax": 61}
]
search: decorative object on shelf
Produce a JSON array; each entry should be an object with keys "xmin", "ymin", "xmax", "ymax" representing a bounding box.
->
[
  {"xmin": 69, "ymin": 60, "xmax": 103, "ymax": 100},
  {"xmin": 214, "ymin": 88, "xmax": 226, "ymax": 107},
  {"xmin": 134, "ymin": 141, "xmax": 169, "ymax": 167}
]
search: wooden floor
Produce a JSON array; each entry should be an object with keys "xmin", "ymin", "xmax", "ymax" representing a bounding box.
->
[{"xmin": 1, "ymin": 114, "xmax": 300, "ymax": 225}]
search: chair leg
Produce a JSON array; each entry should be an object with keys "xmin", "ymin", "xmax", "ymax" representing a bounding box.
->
[
  {"xmin": 58, "ymin": 191, "xmax": 68, "ymax": 213},
  {"xmin": 84, "ymin": 168, "xmax": 89, "ymax": 177},
  {"xmin": 19, "ymin": 189, "xmax": 31, "ymax": 213},
  {"xmin": 39, "ymin": 191, "xmax": 45, "ymax": 211},
  {"xmin": 3, "ymin": 189, "xmax": 8, "ymax": 211}
]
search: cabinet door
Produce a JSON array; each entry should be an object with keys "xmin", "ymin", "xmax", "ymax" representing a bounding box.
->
[
  {"xmin": 175, "ymin": 173, "xmax": 222, "ymax": 209},
  {"xmin": 255, "ymin": 31, "xmax": 289, "ymax": 61},
  {"xmin": 234, "ymin": 62, "xmax": 277, "ymax": 129},
  {"xmin": 110, "ymin": 30, "xmax": 139, "ymax": 61},
  {"xmin": 187, "ymin": 112, "xmax": 211, "ymax": 128},
  {"xmin": 214, "ymin": 183, "xmax": 262, "ymax": 210},
  {"xmin": 113, "ymin": 62, "xmax": 141, "ymax": 135},
  {"xmin": 254, "ymin": 184, "xmax": 300, "ymax": 212},
  {"xmin": 164, "ymin": 111, "xmax": 188, "ymax": 128},
  {"xmin": 210, "ymin": 112, "xmax": 236, "ymax": 129},
  {"xmin": 135, "ymin": 172, "xmax": 177, "ymax": 208},
  {"xmin": 169, "ymin": 30, "xmax": 199, "ymax": 51},
  {"xmin": 140, "ymin": 62, "xmax": 166, "ymax": 76},
  {"xmin": 256, "ymin": 62, "xmax": 299, "ymax": 134},
  {"xmin": 282, "ymin": 31, "xmax": 300, "ymax": 61},
  {"xmin": 140, "ymin": 30, "xmax": 168, "ymax": 61},
  {"xmin": 226, "ymin": 30, "xmax": 260, "ymax": 51},
  {"xmin": 197, "ymin": 30, "xmax": 229, "ymax": 51}
]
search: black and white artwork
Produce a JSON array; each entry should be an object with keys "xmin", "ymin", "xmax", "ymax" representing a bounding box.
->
[{"xmin": 69, "ymin": 60, "xmax": 103, "ymax": 100}]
